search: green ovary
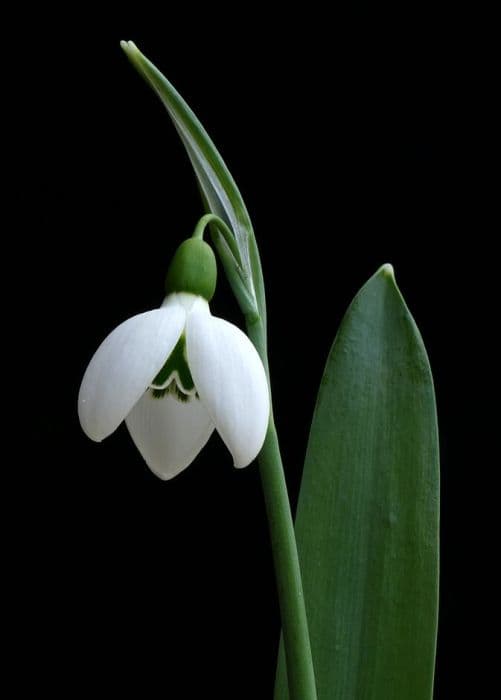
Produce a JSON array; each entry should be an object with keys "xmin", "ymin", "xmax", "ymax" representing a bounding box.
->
[{"xmin": 150, "ymin": 335, "xmax": 196, "ymax": 400}]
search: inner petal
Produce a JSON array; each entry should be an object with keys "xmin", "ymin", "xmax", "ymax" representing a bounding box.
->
[{"xmin": 149, "ymin": 334, "xmax": 196, "ymax": 399}]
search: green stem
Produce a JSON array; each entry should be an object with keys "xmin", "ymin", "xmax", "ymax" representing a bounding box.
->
[
  {"xmin": 192, "ymin": 213, "xmax": 259, "ymax": 320},
  {"xmin": 192, "ymin": 213, "xmax": 242, "ymax": 265},
  {"xmin": 246, "ymin": 317, "xmax": 317, "ymax": 700}
]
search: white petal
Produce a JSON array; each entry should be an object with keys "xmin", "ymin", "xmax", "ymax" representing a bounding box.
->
[
  {"xmin": 78, "ymin": 306, "xmax": 186, "ymax": 441},
  {"xmin": 125, "ymin": 392, "xmax": 214, "ymax": 480},
  {"xmin": 162, "ymin": 292, "xmax": 209, "ymax": 315},
  {"xmin": 186, "ymin": 312, "xmax": 270, "ymax": 468}
]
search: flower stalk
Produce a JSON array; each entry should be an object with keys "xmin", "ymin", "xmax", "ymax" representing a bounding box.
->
[{"xmin": 247, "ymin": 317, "xmax": 318, "ymax": 700}]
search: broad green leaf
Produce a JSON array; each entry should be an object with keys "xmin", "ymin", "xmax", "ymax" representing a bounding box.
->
[
  {"xmin": 275, "ymin": 265, "xmax": 439, "ymax": 699},
  {"xmin": 120, "ymin": 41, "xmax": 265, "ymax": 323}
]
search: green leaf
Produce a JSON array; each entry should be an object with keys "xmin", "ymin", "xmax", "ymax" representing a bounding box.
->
[
  {"xmin": 275, "ymin": 264, "xmax": 439, "ymax": 699},
  {"xmin": 120, "ymin": 41, "xmax": 265, "ymax": 322}
]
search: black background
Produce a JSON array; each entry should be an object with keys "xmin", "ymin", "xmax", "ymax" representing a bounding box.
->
[{"xmin": 24, "ymin": 5, "xmax": 480, "ymax": 698}]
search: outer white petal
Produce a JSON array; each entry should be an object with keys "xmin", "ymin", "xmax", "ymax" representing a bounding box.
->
[
  {"xmin": 78, "ymin": 306, "xmax": 186, "ymax": 441},
  {"xmin": 125, "ymin": 392, "xmax": 214, "ymax": 480},
  {"xmin": 186, "ymin": 311, "xmax": 270, "ymax": 468}
]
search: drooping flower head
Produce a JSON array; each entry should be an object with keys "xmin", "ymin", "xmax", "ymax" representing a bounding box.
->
[{"xmin": 78, "ymin": 237, "xmax": 269, "ymax": 479}]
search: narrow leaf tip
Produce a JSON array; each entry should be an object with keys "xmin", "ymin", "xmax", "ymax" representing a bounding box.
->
[{"xmin": 120, "ymin": 40, "xmax": 139, "ymax": 57}]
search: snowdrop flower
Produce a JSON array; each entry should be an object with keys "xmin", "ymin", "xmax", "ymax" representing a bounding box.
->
[{"xmin": 78, "ymin": 238, "xmax": 269, "ymax": 479}]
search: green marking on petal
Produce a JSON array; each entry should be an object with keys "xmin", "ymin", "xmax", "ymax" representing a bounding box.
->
[
  {"xmin": 150, "ymin": 334, "xmax": 195, "ymax": 398},
  {"xmin": 151, "ymin": 387, "xmax": 169, "ymax": 399},
  {"xmin": 151, "ymin": 384, "xmax": 200, "ymax": 402}
]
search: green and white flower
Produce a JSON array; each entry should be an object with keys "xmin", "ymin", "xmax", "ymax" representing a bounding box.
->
[{"xmin": 78, "ymin": 239, "xmax": 269, "ymax": 479}]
